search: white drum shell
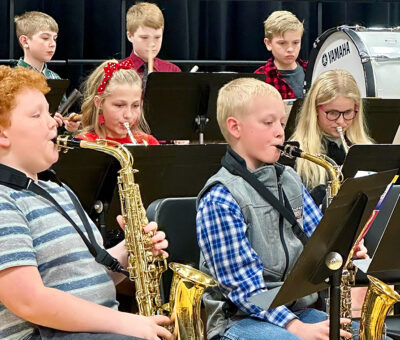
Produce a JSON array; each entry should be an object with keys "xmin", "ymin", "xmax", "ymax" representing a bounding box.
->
[{"xmin": 309, "ymin": 28, "xmax": 400, "ymax": 99}]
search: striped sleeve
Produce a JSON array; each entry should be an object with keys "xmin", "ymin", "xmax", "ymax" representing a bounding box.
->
[{"xmin": 0, "ymin": 199, "xmax": 37, "ymax": 271}]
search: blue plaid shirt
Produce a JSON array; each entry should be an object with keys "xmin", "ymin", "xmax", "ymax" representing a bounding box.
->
[{"xmin": 196, "ymin": 183, "xmax": 322, "ymax": 328}]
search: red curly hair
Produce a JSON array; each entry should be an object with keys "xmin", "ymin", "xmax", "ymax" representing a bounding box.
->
[{"xmin": 0, "ymin": 66, "xmax": 50, "ymax": 128}]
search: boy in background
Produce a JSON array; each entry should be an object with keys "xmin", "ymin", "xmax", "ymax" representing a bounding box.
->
[
  {"xmin": 254, "ymin": 11, "xmax": 307, "ymax": 99},
  {"xmin": 122, "ymin": 2, "xmax": 181, "ymax": 80},
  {"xmin": 14, "ymin": 11, "xmax": 61, "ymax": 80},
  {"xmin": 14, "ymin": 11, "xmax": 79, "ymax": 131}
]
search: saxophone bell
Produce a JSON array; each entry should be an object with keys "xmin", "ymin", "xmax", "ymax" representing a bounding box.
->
[{"xmin": 359, "ymin": 276, "xmax": 400, "ymax": 340}]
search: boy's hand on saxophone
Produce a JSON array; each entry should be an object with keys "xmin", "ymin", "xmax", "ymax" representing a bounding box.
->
[
  {"xmin": 116, "ymin": 215, "xmax": 169, "ymax": 258},
  {"xmin": 143, "ymin": 221, "xmax": 169, "ymax": 258}
]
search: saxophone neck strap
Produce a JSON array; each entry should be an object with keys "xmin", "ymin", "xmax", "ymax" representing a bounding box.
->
[
  {"xmin": 221, "ymin": 146, "xmax": 307, "ymax": 246},
  {"xmin": 0, "ymin": 163, "xmax": 128, "ymax": 276}
]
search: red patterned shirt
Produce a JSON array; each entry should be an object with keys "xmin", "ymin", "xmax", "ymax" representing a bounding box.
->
[
  {"xmin": 121, "ymin": 51, "xmax": 181, "ymax": 76},
  {"xmin": 76, "ymin": 132, "xmax": 159, "ymax": 145},
  {"xmin": 254, "ymin": 57, "xmax": 308, "ymax": 99}
]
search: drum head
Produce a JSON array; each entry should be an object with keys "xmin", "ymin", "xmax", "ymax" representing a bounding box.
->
[{"xmin": 306, "ymin": 26, "xmax": 400, "ymax": 99}]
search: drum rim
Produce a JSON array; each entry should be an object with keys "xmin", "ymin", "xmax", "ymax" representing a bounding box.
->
[{"xmin": 305, "ymin": 26, "xmax": 376, "ymax": 97}]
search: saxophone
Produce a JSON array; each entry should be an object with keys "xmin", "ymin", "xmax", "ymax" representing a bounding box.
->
[
  {"xmin": 344, "ymin": 174, "xmax": 400, "ymax": 340},
  {"xmin": 55, "ymin": 136, "xmax": 216, "ymax": 340},
  {"xmin": 277, "ymin": 143, "xmax": 400, "ymax": 340},
  {"xmin": 276, "ymin": 143, "xmax": 342, "ymax": 205},
  {"xmin": 276, "ymin": 144, "xmax": 352, "ymax": 332}
]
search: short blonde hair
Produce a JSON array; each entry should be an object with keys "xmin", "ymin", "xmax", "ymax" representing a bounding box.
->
[
  {"xmin": 217, "ymin": 78, "xmax": 281, "ymax": 142},
  {"xmin": 264, "ymin": 10, "xmax": 304, "ymax": 40},
  {"xmin": 126, "ymin": 2, "xmax": 164, "ymax": 35},
  {"xmin": 0, "ymin": 66, "xmax": 49, "ymax": 128},
  {"xmin": 14, "ymin": 11, "xmax": 58, "ymax": 39},
  {"xmin": 290, "ymin": 69, "xmax": 373, "ymax": 188},
  {"xmin": 80, "ymin": 59, "xmax": 150, "ymax": 137}
]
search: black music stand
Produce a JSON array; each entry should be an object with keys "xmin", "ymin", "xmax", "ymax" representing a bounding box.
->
[
  {"xmin": 367, "ymin": 193, "xmax": 400, "ymax": 284},
  {"xmin": 45, "ymin": 79, "xmax": 70, "ymax": 114},
  {"xmin": 342, "ymin": 144, "xmax": 400, "ymax": 179},
  {"xmin": 359, "ymin": 184, "xmax": 400, "ymax": 275},
  {"xmin": 248, "ymin": 169, "xmax": 397, "ymax": 340},
  {"xmin": 143, "ymin": 72, "xmax": 265, "ymax": 143},
  {"xmin": 49, "ymin": 147, "xmax": 119, "ymax": 242},
  {"xmin": 284, "ymin": 98, "xmax": 303, "ymax": 139},
  {"xmin": 363, "ymin": 99, "xmax": 400, "ymax": 144},
  {"xmin": 51, "ymin": 144, "xmax": 227, "ymax": 243},
  {"xmin": 104, "ymin": 144, "xmax": 226, "ymax": 230}
]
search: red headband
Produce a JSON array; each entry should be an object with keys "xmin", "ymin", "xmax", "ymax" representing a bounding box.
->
[{"xmin": 97, "ymin": 59, "xmax": 134, "ymax": 94}]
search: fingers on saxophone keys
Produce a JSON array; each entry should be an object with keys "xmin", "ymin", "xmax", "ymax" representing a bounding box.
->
[
  {"xmin": 340, "ymin": 318, "xmax": 351, "ymax": 325},
  {"xmin": 151, "ymin": 230, "xmax": 166, "ymax": 243},
  {"xmin": 153, "ymin": 234, "xmax": 169, "ymax": 257},
  {"xmin": 116, "ymin": 215, "xmax": 126, "ymax": 230},
  {"xmin": 339, "ymin": 318, "xmax": 352, "ymax": 339},
  {"xmin": 339, "ymin": 330, "xmax": 353, "ymax": 339},
  {"xmin": 143, "ymin": 221, "xmax": 158, "ymax": 234}
]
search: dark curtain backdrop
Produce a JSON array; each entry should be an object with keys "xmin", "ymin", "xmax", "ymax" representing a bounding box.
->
[{"xmin": 1, "ymin": 0, "xmax": 400, "ymax": 90}]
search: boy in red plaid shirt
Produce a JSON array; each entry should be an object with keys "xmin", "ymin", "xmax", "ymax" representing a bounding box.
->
[{"xmin": 254, "ymin": 11, "xmax": 307, "ymax": 99}]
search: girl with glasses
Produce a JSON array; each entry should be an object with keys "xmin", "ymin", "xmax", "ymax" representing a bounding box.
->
[{"xmin": 289, "ymin": 69, "xmax": 373, "ymax": 196}]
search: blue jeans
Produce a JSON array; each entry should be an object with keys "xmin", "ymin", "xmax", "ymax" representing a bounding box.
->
[{"xmin": 221, "ymin": 308, "xmax": 362, "ymax": 340}]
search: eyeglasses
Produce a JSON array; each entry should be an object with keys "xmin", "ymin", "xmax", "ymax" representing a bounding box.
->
[{"xmin": 319, "ymin": 106, "xmax": 358, "ymax": 121}]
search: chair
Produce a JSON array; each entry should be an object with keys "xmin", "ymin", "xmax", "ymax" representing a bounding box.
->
[{"xmin": 146, "ymin": 197, "xmax": 199, "ymax": 302}]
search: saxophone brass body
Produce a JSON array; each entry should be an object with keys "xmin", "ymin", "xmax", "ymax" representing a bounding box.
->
[{"xmin": 56, "ymin": 136, "xmax": 216, "ymax": 340}]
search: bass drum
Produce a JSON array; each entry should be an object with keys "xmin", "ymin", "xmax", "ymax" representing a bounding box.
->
[{"xmin": 305, "ymin": 25, "xmax": 400, "ymax": 98}]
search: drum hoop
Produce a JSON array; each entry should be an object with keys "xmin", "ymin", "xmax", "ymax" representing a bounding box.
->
[
  {"xmin": 345, "ymin": 29, "xmax": 375, "ymax": 97},
  {"xmin": 305, "ymin": 26, "xmax": 376, "ymax": 97}
]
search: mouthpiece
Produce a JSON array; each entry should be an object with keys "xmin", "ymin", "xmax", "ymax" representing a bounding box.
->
[
  {"xmin": 276, "ymin": 142, "xmax": 303, "ymax": 158},
  {"xmin": 336, "ymin": 126, "xmax": 349, "ymax": 155},
  {"xmin": 123, "ymin": 122, "xmax": 138, "ymax": 145},
  {"xmin": 53, "ymin": 135, "xmax": 83, "ymax": 151}
]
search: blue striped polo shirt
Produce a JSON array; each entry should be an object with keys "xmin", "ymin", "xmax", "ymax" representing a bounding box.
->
[{"xmin": 0, "ymin": 180, "xmax": 119, "ymax": 339}]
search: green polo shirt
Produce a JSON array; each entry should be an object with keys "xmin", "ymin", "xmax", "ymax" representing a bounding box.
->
[{"xmin": 17, "ymin": 58, "xmax": 67, "ymax": 105}]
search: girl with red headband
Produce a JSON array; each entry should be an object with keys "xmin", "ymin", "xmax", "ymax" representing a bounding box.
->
[{"xmin": 77, "ymin": 59, "xmax": 159, "ymax": 145}]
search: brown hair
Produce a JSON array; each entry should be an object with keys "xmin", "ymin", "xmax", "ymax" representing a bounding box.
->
[
  {"xmin": 0, "ymin": 66, "xmax": 49, "ymax": 128},
  {"xmin": 14, "ymin": 11, "xmax": 58, "ymax": 39},
  {"xmin": 126, "ymin": 2, "xmax": 164, "ymax": 35},
  {"xmin": 264, "ymin": 10, "xmax": 304, "ymax": 40}
]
